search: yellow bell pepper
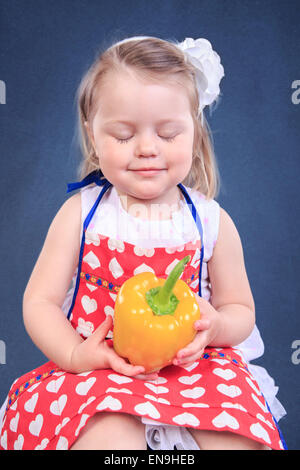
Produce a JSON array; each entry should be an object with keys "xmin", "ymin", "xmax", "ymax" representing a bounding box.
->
[{"xmin": 113, "ymin": 255, "xmax": 201, "ymax": 373}]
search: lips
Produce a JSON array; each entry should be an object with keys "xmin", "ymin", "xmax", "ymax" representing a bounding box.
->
[{"xmin": 130, "ymin": 168, "xmax": 166, "ymax": 176}]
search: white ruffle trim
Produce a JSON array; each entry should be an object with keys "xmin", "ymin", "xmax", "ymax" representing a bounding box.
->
[
  {"xmin": 0, "ymin": 396, "xmax": 8, "ymax": 436},
  {"xmin": 247, "ymin": 363, "xmax": 287, "ymax": 421},
  {"xmin": 235, "ymin": 325, "xmax": 287, "ymax": 422},
  {"xmin": 143, "ymin": 417, "xmax": 200, "ymax": 450}
]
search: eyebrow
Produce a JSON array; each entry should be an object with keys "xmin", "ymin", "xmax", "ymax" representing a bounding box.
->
[{"xmin": 105, "ymin": 119, "xmax": 185, "ymax": 127}]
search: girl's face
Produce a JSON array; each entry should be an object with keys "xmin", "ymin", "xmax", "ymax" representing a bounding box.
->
[{"xmin": 86, "ymin": 69, "xmax": 194, "ymax": 210}]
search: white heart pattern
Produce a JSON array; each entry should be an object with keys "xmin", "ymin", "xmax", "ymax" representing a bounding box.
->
[
  {"xmin": 0, "ymin": 430, "xmax": 7, "ymax": 450},
  {"xmin": 180, "ymin": 361, "xmax": 199, "ymax": 372},
  {"xmin": 85, "ymin": 232, "xmax": 100, "ymax": 246},
  {"xmin": 29, "ymin": 414, "xmax": 44, "ymax": 436},
  {"xmin": 251, "ymin": 393, "xmax": 268, "ymax": 413},
  {"xmin": 75, "ymin": 377, "xmax": 96, "ymax": 396},
  {"xmin": 75, "ymin": 414, "xmax": 90, "ymax": 437},
  {"xmin": 104, "ymin": 305, "xmax": 114, "ymax": 317},
  {"xmin": 109, "ymin": 258, "xmax": 124, "ymax": 279},
  {"xmin": 9, "ymin": 412, "xmax": 19, "ymax": 433},
  {"xmin": 96, "ymin": 396, "xmax": 122, "ymax": 412},
  {"xmin": 250, "ymin": 422, "xmax": 271, "ymax": 444},
  {"xmin": 81, "ymin": 295, "xmax": 97, "ymax": 315},
  {"xmin": 83, "ymin": 251, "xmax": 101, "ymax": 269},
  {"xmin": 50, "ymin": 395, "xmax": 67, "ymax": 416},
  {"xmin": 246, "ymin": 376, "xmax": 262, "ymax": 396},
  {"xmin": 212, "ymin": 411, "xmax": 240, "ymax": 430},
  {"xmin": 133, "ymin": 263, "xmax": 155, "ymax": 275},
  {"xmin": 76, "ymin": 318, "xmax": 95, "ymax": 338},
  {"xmin": 24, "ymin": 393, "xmax": 39, "ymax": 413},
  {"xmin": 86, "ymin": 283, "xmax": 98, "ymax": 292},
  {"xmin": 35, "ymin": 438, "xmax": 49, "ymax": 450},
  {"xmin": 46, "ymin": 376, "xmax": 65, "ymax": 394},
  {"xmin": 78, "ymin": 396, "xmax": 96, "ymax": 414},
  {"xmin": 55, "ymin": 417, "xmax": 70, "ymax": 435},
  {"xmin": 134, "ymin": 401, "xmax": 160, "ymax": 419},
  {"xmin": 221, "ymin": 402, "xmax": 247, "ymax": 413},
  {"xmin": 144, "ymin": 383, "xmax": 169, "ymax": 394},
  {"xmin": 178, "ymin": 374, "xmax": 202, "ymax": 385},
  {"xmin": 56, "ymin": 436, "xmax": 69, "ymax": 450},
  {"xmin": 182, "ymin": 402, "xmax": 209, "ymax": 408},
  {"xmin": 213, "ymin": 368, "xmax": 236, "ymax": 381},
  {"xmin": 216, "ymin": 384, "xmax": 242, "ymax": 398},
  {"xmin": 256, "ymin": 413, "xmax": 275, "ymax": 430},
  {"xmin": 108, "ymin": 238, "xmax": 125, "ymax": 253},
  {"xmin": 144, "ymin": 394, "xmax": 170, "ymax": 405},
  {"xmin": 180, "ymin": 387, "xmax": 205, "ymax": 399},
  {"xmin": 172, "ymin": 412, "xmax": 200, "ymax": 427},
  {"xmin": 14, "ymin": 434, "xmax": 24, "ymax": 450},
  {"xmin": 108, "ymin": 374, "xmax": 133, "ymax": 385}
]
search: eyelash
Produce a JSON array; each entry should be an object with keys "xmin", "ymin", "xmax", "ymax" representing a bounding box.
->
[{"xmin": 116, "ymin": 136, "xmax": 176, "ymax": 144}]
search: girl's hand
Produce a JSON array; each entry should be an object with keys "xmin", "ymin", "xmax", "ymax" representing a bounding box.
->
[
  {"xmin": 70, "ymin": 316, "xmax": 159, "ymax": 380},
  {"xmin": 173, "ymin": 293, "xmax": 223, "ymax": 367}
]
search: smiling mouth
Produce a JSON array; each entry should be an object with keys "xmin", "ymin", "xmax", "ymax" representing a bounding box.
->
[{"xmin": 130, "ymin": 169, "xmax": 166, "ymax": 176}]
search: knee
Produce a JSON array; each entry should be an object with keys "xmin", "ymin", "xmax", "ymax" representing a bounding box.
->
[
  {"xmin": 86, "ymin": 411, "xmax": 145, "ymax": 443},
  {"xmin": 85, "ymin": 411, "xmax": 128, "ymax": 432},
  {"xmin": 189, "ymin": 429, "xmax": 271, "ymax": 450}
]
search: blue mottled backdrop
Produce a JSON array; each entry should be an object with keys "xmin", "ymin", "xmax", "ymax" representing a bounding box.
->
[{"xmin": 0, "ymin": 0, "xmax": 299, "ymax": 449}]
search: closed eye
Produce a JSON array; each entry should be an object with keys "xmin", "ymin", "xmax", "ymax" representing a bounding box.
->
[
  {"xmin": 159, "ymin": 135, "xmax": 176, "ymax": 142},
  {"xmin": 115, "ymin": 134, "xmax": 177, "ymax": 144},
  {"xmin": 115, "ymin": 137, "xmax": 132, "ymax": 144}
]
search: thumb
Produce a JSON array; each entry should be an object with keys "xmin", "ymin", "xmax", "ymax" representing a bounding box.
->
[{"xmin": 92, "ymin": 315, "xmax": 113, "ymax": 343}]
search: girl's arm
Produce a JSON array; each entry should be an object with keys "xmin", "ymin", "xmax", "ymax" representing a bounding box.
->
[
  {"xmin": 174, "ymin": 207, "xmax": 255, "ymax": 365},
  {"xmin": 23, "ymin": 193, "xmax": 85, "ymax": 371},
  {"xmin": 207, "ymin": 207, "xmax": 255, "ymax": 346}
]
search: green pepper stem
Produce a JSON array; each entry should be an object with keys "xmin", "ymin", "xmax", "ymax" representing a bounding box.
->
[
  {"xmin": 157, "ymin": 255, "xmax": 191, "ymax": 305},
  {"xmin": 145, "ymin": 255, "xmax": 191, "ymax": 316}
]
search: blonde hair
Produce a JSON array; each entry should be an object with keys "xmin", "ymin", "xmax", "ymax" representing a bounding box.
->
[{"xmin": 75, "ymin": 37, "xmax": 220, "ymax": 199}]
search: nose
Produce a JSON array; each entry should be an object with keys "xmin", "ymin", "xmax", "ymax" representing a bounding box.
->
[{"xmin": 134, "ymin": 131, "xmax": 159, "ymax": 158}]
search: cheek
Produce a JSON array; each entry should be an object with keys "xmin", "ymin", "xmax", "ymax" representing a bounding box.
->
[
  {"xmin": 99, "ymin": 140, "xmax": 128, "ymax": 167},
  {"xmin": 170, "ymin": 140, "xmax": 193, "ymax": 167}
]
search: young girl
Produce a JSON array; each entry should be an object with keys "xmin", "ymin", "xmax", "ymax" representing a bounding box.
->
[{"xmin": 0, "ymin": 36, "xmax": 287, "ymax": 450}]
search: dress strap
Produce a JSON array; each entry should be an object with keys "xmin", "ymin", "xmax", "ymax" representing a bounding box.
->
[{"xmin": 178, "ymin": 183, "xmax": 204, "ymax": 297}]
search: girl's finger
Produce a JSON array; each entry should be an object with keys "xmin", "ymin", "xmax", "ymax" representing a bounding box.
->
[
  {"xmin": 92, "ymin": 316, "xmax": 113, "ymax": 343},
  {"xmin": 176, "ymin": 333, "xmax": 205, "ymax": 359},
  {"xmin": 173, "ymin": 349, "xmax": 203, "ymax": 367},
  {"xmin": 109, "ymin": 353, "xmax": 145, "ymax": 377},
  {"xmin": 194, "ymin": 318, "xmax": 211, "ymax": 331},
  {"xmin": 134, "ymin": 372, "xmax": 159, "ymax": 381}
]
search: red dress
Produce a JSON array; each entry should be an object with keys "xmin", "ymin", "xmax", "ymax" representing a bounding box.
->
[{"xmin": 0, "ymin": 176, "xmax": 286, "ymax": 450}]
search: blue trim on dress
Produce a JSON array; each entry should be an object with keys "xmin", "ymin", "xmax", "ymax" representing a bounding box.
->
[
  {"xmin": 261, "ymin": 392, "xmax": 288, "ymax": 450},
  {"xmin": 66, "ymin": 178, "xmax": 112, "ymax": 320},
  {"xmin": 178, "ymin": 183, "xmax": 204, "ymax": 297}
]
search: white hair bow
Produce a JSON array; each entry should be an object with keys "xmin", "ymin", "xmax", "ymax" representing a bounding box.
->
[{"xmin": 177, "ymin": 38, "xmax": 225, "ymax": 118}]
